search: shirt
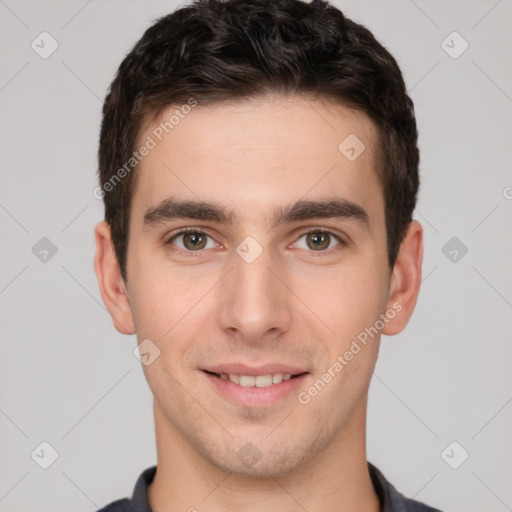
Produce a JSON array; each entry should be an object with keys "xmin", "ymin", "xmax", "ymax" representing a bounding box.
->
[{"xmin": 97, "ymin": 463, "xmax": 443, "ymax": 512}]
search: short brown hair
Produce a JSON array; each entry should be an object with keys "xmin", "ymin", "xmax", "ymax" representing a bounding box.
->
[{"xmin": 98, "ymin": 0, "xmax": 419, "ymax": 282}]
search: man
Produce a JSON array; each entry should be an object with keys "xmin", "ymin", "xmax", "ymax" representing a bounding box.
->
[{"xmin": 93, "ymin": 0, "xmax": 442, "ymax": 510}]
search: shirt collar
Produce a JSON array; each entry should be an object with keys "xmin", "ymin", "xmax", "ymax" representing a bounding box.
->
[{"xmin": 127, "ymin": 462, "xmax": 416, "ymax": 512}]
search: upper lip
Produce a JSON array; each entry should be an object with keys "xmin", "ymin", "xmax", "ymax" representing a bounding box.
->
[{"xmin": 203, "ymin": 363, "xmax": 308, "ymax": 376}]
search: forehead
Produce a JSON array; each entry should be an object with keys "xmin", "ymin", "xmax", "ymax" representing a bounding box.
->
[{"xmin": 132, "ymin": 95, "xmax": 383, "ymax": 226}]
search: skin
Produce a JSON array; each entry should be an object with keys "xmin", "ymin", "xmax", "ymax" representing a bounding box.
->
[{"xmin": 94, "ymin": 94, "xmax": 423, "ymax": 512}]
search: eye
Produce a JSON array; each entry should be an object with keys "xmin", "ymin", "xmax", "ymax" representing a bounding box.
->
[
  {"xmin": 294, "ymin": 229, "xmax": 342, "ymax": 251},
  {"xmin": 166, "ymin": 228, "xmax": 344, "ymax": 255},
  {"xmin": 167, "ymin": 229, "xmax": 217, "ymax": 252}
]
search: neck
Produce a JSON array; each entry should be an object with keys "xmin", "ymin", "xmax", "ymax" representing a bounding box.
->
[{"xmin": 148, "ymin": 399, "xmax": 380, "ymax": 512}]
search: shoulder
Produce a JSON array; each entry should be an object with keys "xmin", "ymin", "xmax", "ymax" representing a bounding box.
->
[
  {"xmin": 96, "ymin": 499, "xmax": 131, "ymax": 512},
  {"xmin": 369, "ymin": 462, "xmax": 444, "ymax": 512},
  {"xmin": 95, "ymin": 466, "xmax": 157, "ymax": 512}
]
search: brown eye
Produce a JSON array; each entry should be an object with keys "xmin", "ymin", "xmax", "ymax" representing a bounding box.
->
[
  {"xmin": 183, "ymin": 232, "xmax": 207, "ymax": 250},
  {"xmin": 295, "ymin": 230, "xmax": 341, "ymax": 251},
  {"xmin": 306, "ymin": 232, "xmax": 330, "ymax": 250},
  {"xmin": 169, "ymin": 230, "xmax": 215, "ymax": 252}
]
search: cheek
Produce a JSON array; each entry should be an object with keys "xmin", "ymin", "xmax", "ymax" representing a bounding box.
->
[
  {"xmin": 128, "ymin": 253, "xmax": 217, "ymax": 367},
  {"xmin": 302, "ymin": 259, "xmax": 388, "ymax": 340},
  {"xmin": 300, "ymin": 268, "xmax": 385, "ymax": 410},
  {"xmin": 128, "ymin": 241, "xmax": 189, "ymax": 325}
]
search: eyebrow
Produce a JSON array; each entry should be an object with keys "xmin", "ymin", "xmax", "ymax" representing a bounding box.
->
[{"xmin": 143, "ymin": 196, "xmax": 370, "ymax": 231}]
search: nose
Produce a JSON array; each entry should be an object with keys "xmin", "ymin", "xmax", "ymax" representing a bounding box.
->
[{"xmin": 217, "ymin": 244, "xmax": 293, "ymax": 344}]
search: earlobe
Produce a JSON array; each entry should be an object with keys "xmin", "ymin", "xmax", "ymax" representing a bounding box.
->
[
  {"xmin": 382, "ymin": 221, "xmax": 423, "ymax": 336},
  {"xmin": 94, "ymin": 221, "xmax": 136, "ymax": 335}
]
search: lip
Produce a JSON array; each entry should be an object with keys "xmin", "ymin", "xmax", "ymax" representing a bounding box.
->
[
  {"xmin": 202, "ymin": 363, "xmax": 308, "ymax": 376},
  {"xmin": 202, "ymin": 369, "xmax": 309, "ymax": 408}
]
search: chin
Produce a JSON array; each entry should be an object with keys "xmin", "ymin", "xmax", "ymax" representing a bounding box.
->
[{"xmin": 199, "ymin": 432, "xmax": 327, "ymax": 479}]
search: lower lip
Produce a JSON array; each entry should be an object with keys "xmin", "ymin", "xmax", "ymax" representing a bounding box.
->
[{"xmin": 203, "ymin": 371, "xmax": 308, "ymax": 407}]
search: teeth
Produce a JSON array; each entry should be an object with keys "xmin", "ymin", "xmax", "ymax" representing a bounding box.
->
[
  {"xmin": 255, "ymin": 375, "xmax": 273, "ymax": 387},
  {"xmin": 272, "ymin": 373, "xmax": 283, "ymax": 384},
  {"xmin": 217, "ymin": 372, "xmax": 300, "ymax": 388},
  {"xmin": 228, "ymin": 374, "xmax": 240, "ymax": 384},
  {"xmin": 239, "ymin": 375, "xmax": 255, "ymax": 387}
]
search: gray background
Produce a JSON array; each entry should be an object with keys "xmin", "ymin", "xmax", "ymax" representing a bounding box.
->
[{"xmin": 1, "ymin": 0, "xmax": 511, "ymax": 510}]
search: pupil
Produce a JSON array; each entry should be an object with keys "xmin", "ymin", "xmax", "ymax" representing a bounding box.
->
[
  {"xmin": 308, "ymin": 232, "xmax": 328, "ymax": 250},
  {"xmin": 185, "ymin": 232, "xmax": 205, "ymax": 249}
]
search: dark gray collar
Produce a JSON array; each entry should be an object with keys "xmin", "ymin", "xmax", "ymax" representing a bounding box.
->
[{"xmin": 99, "ymin": 462, "xmax": 442, "ymax": 512}]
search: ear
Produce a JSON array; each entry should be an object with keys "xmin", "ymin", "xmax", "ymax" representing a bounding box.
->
[
  {"xmin": 382, "ymin": 220, "xmax": 423, "ymax": 336},
  {"xmin": 94, "ymin": 221, "xmax": 135, "ymax": 335}
]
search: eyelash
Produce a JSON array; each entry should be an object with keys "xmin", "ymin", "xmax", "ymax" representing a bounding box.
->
[{"xmin": 165, "ymin": 227, "xmax": 346, "ymax": 258}]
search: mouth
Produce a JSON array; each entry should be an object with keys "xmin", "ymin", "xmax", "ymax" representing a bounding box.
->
[
  {"xmin": 202, "ymin": 366, "xmax": 310, "ymax": 407},
  {"xmin": 204, "ymin": 370, "xmax": 306, "ymax": 388}
]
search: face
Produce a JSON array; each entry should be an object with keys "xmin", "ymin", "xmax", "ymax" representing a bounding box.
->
[{"xmin": 96, "ymin": 94, "xmax": 421, "ymax": 478}]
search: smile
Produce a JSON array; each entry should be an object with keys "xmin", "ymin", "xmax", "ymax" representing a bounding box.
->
[
  {"xmin": 203, "ymin": 369, "xmax": 309, "ymax": 407},
  {"xmin": 207, "ymin": 371, "xmax": 303, "ymax": 388}
]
